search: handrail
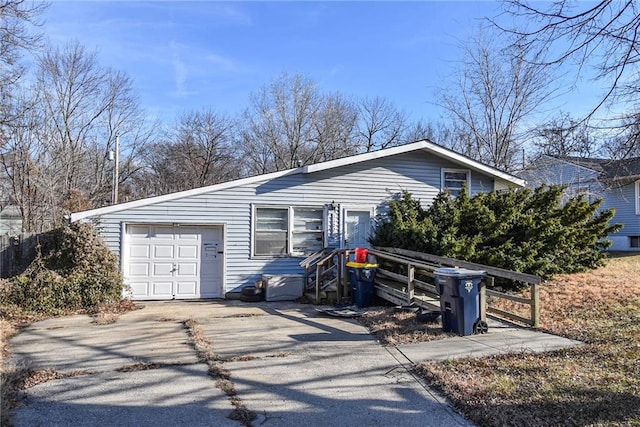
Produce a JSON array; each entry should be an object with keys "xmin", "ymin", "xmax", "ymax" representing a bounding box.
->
[{"xmin": 377, "ymin": 247, "xmax": 541, "ymax": 284}]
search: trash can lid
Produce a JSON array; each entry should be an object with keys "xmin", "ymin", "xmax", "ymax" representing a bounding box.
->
[
  {"xmin": 346, "ymin": 262, "xmax": 379, "ymax": 268},
  {"xmin": 434, "ymin": 267, "xmax": 485, "ymax": 277}
]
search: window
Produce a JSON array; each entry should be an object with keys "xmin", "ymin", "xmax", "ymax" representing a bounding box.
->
[
  {"xmin": 631, "ymin": 236, "xmax": 640, "ymax": 248},
  {"xmin": 442, "ymin": 169, "xmax": 470, "ymax": 197},
  {"xmin": 254, "ymin": 208, "xmax": 288, "ymax": 256},
  {"xmin": 253, "ymin": 206, "xmax": 324, "ymax": 257},
  {"xmin": 291, "ymin": 207, "xmax": 324, "ymax": 256}
]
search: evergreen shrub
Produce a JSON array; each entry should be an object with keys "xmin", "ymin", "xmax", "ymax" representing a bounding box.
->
[{"xmin": 370, "ymin": 186, "xmax": 621, "ymax": 286}]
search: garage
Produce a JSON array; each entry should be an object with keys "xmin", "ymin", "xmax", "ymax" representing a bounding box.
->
[{"xmin": 123, "ymin": 224, "xmax": 224, "ymax": 300}]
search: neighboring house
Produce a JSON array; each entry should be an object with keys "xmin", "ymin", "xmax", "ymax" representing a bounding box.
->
[
  {"xmin": 0, "ymin": 205, "xmax": 23, "ymax": 235},
  {"xmin": 522, "ymin": 154, "xmax": 640, "ymax": 251},
  {"xmin": 70, "ymin": 140, "xmax": 525, "ymax": 300}
]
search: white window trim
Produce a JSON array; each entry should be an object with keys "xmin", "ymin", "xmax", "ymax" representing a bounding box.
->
[
  {"xmin": 636, "ymin": 180, "xmax": 640, "ymax": 215},
  {"xmin": 251, "ymin": 204, "xmax": 325, "ymax": 258},
  {"xmin": 441, "ymin": 168, "xmax": 471, "ymax": 196}
]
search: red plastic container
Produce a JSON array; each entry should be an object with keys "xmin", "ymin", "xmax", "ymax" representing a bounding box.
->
[{"xmin": 354, "ymin": 248, "xmax": 368, "ymax": 263}]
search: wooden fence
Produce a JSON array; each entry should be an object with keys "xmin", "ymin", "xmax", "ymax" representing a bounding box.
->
[{"xmin": 0, "ymin": 232, "xmax": 38, "ymax": 278}]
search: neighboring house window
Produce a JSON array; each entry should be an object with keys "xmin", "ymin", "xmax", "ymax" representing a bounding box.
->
[
  {"xmin": 631, "ymin": 236, "xmax": 640, "ymax": 248},
  {"xmin": 442, "ymin": 169, "xmax": 470, "ymax": 197},
  {"xmin": 253, "ymin": 206, "xmax": 324, "ymax": 257}
]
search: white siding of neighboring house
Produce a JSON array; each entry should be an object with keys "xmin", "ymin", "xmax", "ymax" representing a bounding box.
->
[
  {"xmin": 82, "ymin": 150, "xmax": 513, "ymax": 295},
  {"xmin": 523, "ymin": 156, "xmax": 601, "ymax": 197},
  {"xmin": 600, "ymin": 181, "xmax": 640, "ymax": 250},
  {"xmin": 523, "ymin": 156, "xmax": 640, "ymax": 250}
]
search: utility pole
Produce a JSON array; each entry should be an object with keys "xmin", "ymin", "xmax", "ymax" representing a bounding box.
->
[{"xmin": 112, "ymin": 135, "xmax": 119, "ymax": 205}]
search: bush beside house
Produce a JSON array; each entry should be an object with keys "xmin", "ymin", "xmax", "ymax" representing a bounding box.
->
[
  {"xmin": 370, "ymin": 185, "xmax": 621, "ymax": 285},
  {"xmin": 0, "ymin": 223, "xmax": 125, "ymax": 316}
]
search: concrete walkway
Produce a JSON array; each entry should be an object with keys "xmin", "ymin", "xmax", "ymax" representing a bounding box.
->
[
  {"xmin": 397, "ymin": 317, "xmax": 583, "ymax": 363},
  {"xmin": 8, "ymin": 301, "xmax": 472, "ymax": 427}
]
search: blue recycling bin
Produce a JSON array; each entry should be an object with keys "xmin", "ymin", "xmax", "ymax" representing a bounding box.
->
[
  {"xmin": 347, "ymin": 261, "xmax": 378, "ymax": 307},
  {"xmin": 435, "ymin": 267, "xmax": 485, "ymax": 336}
]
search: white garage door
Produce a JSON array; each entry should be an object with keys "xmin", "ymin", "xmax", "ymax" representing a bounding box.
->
[{"xmin": 124, "ymin": 224, "xmax": 224, "ymax": 300}]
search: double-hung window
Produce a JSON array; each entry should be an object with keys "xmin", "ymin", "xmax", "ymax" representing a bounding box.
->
[
  {"xmin": 253, "ymin": 206, "xmax": 324, "ymax": 257},
  {"xmin": 254, "ymin": 208, "xmax": 288, "ymax": 256},
  {"xmin": 442, "ymin": 169, "xmax": 470, "ymax": 197}
]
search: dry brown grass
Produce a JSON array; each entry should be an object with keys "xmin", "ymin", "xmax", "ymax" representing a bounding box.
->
[
  {"xmin": 359, "ymin": 307, "xmax": 449, "ymax": 345},
  {"xmin": 183, "ymin": 318, "xmax": 257, "ymax": 426},
  {"xmin": 417, "ymin": 254, "xmax": 640, "ymax": 427},
  {"xmin": 115, "ymin": 362, "xmax": 164, "ymax": 372}
]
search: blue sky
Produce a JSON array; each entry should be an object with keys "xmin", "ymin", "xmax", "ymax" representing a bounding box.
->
[{"xmin": 41, "ymin": 1, "xmax": 599, "ymax": 124}]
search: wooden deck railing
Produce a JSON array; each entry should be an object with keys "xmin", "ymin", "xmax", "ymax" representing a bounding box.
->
[
  {"xmin": 375, "ymin": 247, "xmax": 541, "ymax": 327},
  {"xmin": 300, "ymin": 246, "xmax": 541, "ymax": 327}
]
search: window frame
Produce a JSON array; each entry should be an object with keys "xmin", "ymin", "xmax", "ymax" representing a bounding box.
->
[
  {"xmin": 441, "ymin": 168, "xmax": 471, "ymax": 197},
  {"xmin": 636, "ymin": 180, "xmax": 640, "ymax": 215},
  {"xmin": 252, "ymin": 204, "xmax": 325, "ymax": 258}
]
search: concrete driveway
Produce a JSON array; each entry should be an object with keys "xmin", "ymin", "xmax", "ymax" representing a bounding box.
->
[{"xmin": 8, "ymin": 301, "xmax": 473, "ymax": 427}]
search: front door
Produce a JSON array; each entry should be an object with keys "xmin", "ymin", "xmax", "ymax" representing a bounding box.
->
[{"xmin": 343, "ymin": 209, "xmax": 372, "ymax": 248}]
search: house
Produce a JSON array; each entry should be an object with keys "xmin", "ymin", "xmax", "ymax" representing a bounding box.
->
[
  {"xmin": 522, "ymin": 154, "xmax": 640, "ymax": 251},
  {"xmin": 0, "ymin": 205, "xmax": 23, "ymax": 235},
  {"xmin": 70, "ymin": 140, "xmax": 525, "ymax": 300}
]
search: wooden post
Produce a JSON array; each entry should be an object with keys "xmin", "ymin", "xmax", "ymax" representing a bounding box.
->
[
  {"xmin": 315, "ymin": 263, "xmax": 321, "ymax": 304},
  {"xmin": 407, "ymin": 264, "xmax": 415, "ymax": 305},
  {"xmin": 336, "ymin": 252, "xmax": 342, "ymax": 302},
  {"xmin": 479, "ymin": 278, "xmax": 488, "ymax": 323},
  {"xmin": 531, "ymin": 282, "xmax": 540, "ymax": 327}
]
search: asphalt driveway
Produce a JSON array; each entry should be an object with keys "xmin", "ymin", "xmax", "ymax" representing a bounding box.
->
[{"xmin": 7, "ymin": 301, "xmax": 473, "ymax": 427}]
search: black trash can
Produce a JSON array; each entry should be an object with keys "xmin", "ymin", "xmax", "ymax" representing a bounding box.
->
[
  {"xmin": 347, "ymin": 261, "xmax": 378, "ymax": 307},
  {"xmin": 435, "ymin": 267, "xmax": 485, "ymax": 336}
]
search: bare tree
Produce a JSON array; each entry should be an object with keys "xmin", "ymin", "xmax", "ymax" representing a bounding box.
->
[
  {"xmin": 498, "ymin": 1, "xmax": 640, "ymax": 126},
  {"xmin": 32, "ymin": 41, "xmax": 150, "ymax": 224},
  {"xmin": 0, "ymin": 0, "xmax": 46, "ymax": 148},
  {"xmin": 0, "ymin": 91, "xmax": 48, "ymax": 231},
  {"xmin": 532, "ymin": 112, "xmax": 601, "ymax": 158},
  {"xmin": 312, "ymin": 93, "xmax": 359, "ymax": 161},
  {"xmin": 437, "ymin": 29, "xmax": 554, "ymax": 171},
  {"xmin": 137, "ymin": 109, "xmax": 238, "ymax": 195},
  {"xmin": 238, "ymin": 73, "xmax": 322, "ymax": 174},
  {"xmin": 356, "ymin": 96, "xmax": 408, "ymax": 151}
]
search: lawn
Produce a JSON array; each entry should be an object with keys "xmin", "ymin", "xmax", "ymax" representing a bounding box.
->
[{"xmin": 413, "ymin": 254, "xmax": 640, "ymax": 426}]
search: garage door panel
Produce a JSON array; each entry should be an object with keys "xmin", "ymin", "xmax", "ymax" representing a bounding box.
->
[
  {"xmin": 176, "ymin": 281, "xmax": 197, "ymax": 296},
  {"xmin": 128, "ymin": 225, "xmax": 151, "ymax": 238},
  {"xmin": 177, "ymin": 230, "xmax": 199, "ymax": 240},
  {"xmin": 129, "ymin": 282, "xmax": 149, "ymax": 297},
  {"xmin": 177, "ymin": 245, "xmax": 198, "ymax": 259},
  {"xmin": 177, "ymin": 263, "xmax": 197, "ymax": 276},
  {"xmin": 129, "ymin": 245, "xmax": 150, "ymax": 258},
  {"xmin": 152, "ymin": 282, "xmax": 173, "ymax": 296},
  {"xmin": 154, "ymin": 226, "xmax": 174, "ymax": 238},
  {"xmin": 128, "ymin": 262, "xmax": 149, "ymax": 277},
  {"xmin": 154, "ymin": 245, "xmax": 174, "ymax": 258},
  {"xmin": 153, "ymin": 263, "xmax": 175, "ymax": 276}
]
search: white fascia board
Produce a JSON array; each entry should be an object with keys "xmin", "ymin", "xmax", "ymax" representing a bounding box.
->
[
  {"xmin": 70, "ymin": 168, "xmax": 301, "ymax": 222},
  {"xmin": 424, "ymin": 143, "xmax": 526, "ymax": 187},
  {"xmin": 302, "ymin": 139, "xmax": 525, "ymax": 187}
]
